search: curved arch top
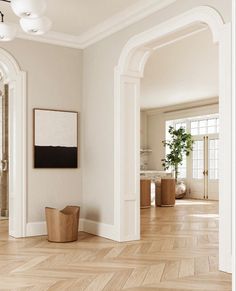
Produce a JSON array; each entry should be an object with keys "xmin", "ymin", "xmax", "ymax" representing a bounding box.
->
[
  {"xmin": 117, "ymin": 6, "xmax": 225, "ymax": 76},
  {"xmin": 0, "ymin": 48, "xmax": 21, "ymax": 80}
]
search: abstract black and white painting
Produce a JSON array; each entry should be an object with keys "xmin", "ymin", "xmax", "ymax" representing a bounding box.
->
[{"xmin": 34, "ymin": 109, "xmax": 78, "ymax": 168}]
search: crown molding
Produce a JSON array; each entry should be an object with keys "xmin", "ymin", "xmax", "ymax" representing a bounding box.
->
[
  {"xmin": 77, "ymin": 0, "xmax": 177, "ymax": 48},
  {"xmin": 15, "ymin": 0, "xmax": 176, "ymax": 49},
  {"xmin": 143, "ymin": 97, "xmax": 219, "ymax": 116},
  {"xmin": 17, "ymin": 30, "xmax": 82, "ymax": 49}
]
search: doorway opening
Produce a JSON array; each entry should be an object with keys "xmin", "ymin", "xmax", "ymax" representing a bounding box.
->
[
  {"xmin": 0, "ymin": 81, "xmax": 9, "ymax": 221},
  {"xmin": 0, "ymin": 48, "xmax": 27, "ymax": 238},
  {"xmin": 114, "ymin": 6, "xmax": 232, "ymax": 273}
]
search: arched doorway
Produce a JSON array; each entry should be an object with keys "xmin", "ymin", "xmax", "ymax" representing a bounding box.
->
[
  {"xmin": 114, "ymin": 6, "xmax": 232, "ymax": 273},
  {"xmin": 0, "ymin": 48, "xmax": 27, "ymax": 238}
]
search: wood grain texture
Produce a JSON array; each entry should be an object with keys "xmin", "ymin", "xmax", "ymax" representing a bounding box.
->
[
  {"xmin": 161, "ymin": 178, "xmax": 176, "ymax": 206},
  {"xmin": 0, "ymin": 200, "xmax": 232, "ymax": 290},
  {"xmin": 140, "ymin": 179, "xmax": 151, "ymax": 208},
  {"xmin": 45, "ymin": 206, "xmax": 80, "ymax": 242}
]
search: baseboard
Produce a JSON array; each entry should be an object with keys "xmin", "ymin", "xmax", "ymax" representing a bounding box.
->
[
  {"xmin": 26, "ymin": 219, "xmax": 117, "ymax": 241},
  {"xmin": 26, "ymin": 221, "xmax": 47, "ymax": 237},
  {"xmin": 80, "ymin": 219, "xmax": 118, "ymax": 241},
  {"xmin": 219, "ymin": 251, "xmax": 232, "ymax": 273}
]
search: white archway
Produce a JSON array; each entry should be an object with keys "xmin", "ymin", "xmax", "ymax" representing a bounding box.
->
[
  {"xmin": 0, "ymin": 48, "xmax": 27, "ymax": 238},
  {"xmin": 114, "ymin": 6, "xmax": 232, "ymax": 273}
]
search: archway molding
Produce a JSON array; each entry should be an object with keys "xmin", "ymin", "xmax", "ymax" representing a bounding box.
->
[
  {"xmin": 0, "ymin": 48, "xmax": 27, "ymax": 238},
  {"xmin": 114, "ymin": 6, "xmax": 232, "ymax": 273}
]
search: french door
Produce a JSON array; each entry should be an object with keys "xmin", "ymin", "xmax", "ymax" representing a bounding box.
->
[{"xmin": 188, "ymin": 134, "xmax": 219, "ymax": 200}]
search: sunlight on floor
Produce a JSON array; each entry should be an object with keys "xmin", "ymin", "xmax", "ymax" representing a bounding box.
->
[
  {"xmin": 188, "ymin": 213, "xmax": 219, "ymax": 218},
  {"xmin": 175, "ymin": 200, "xmax": 214, "ymax": 206}
]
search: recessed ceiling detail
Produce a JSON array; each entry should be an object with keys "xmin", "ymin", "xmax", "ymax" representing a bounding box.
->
[{"xmin": 1, "ymin": 0, "xmax": 176, "ymax": 48}]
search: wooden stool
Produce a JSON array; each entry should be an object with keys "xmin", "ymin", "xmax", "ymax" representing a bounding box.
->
[
  {"xmin": 140, "ymin": 179, "xmax": 151, "ymax": 208},
  {"xmin": 45, "ymin": 206, "xmax": 80, "ymax": 242},
  {"xmin": 161, "ymin": 178, "xmax": 176, "ymax": 206}
]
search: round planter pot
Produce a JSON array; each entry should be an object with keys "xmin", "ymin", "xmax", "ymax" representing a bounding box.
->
[{"xmin": 175, "ymin": 181, "xmax": 186, "ymax": 199}]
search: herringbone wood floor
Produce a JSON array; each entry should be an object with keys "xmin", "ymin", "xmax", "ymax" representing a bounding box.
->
[{"xmin": 0, "ymin": 200, "xmax": 232, "ymax": 290}]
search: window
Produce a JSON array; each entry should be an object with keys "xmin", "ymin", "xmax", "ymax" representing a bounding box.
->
[
  {"xmin": 192, "ymin": 140, "xmax": 204, "ymax": 179},
  {"xmin": 178, "ymin": 154, "xmax": 187, "ymax": 179},
  {"xmin": 165, "ymin": 120, "xmax": 187, "ymax": 178},
  {"xmin": 165, "ymin": 114, "xmax": 219, "ymax": 180},
  {"xmin": 191, "ymin": 117, "xmax": 219, "ymax": 136},
  {"xmin": 209, "ymin": 139, "xmax": 219, "ymax": 180},
  {"xmin": 175, "ymin": 122, "xmax": 186, "ymax": 130}
]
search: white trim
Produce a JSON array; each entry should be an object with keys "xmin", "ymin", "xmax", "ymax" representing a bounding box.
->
[
  {"xmin": 151, "ymin": 26, "xmax": 208, "ymax": 53},
  {"xmin": 26, "ymin": 221, "xmax": 47, "ymax": 237},
  {"xmin": 144, "ymin": 97, "xmax": 219, "ymax": 116},
  {"xmin": 26, "ymin": 219, "xmax": 117, "ymax": 241},
  {"xmin": 114, "ymin": 5, "xmax": 232, "ymax": 273},
  {"xmin": 17, "ymin": 30, "xmax": 82, "ymax": 49},
  {"xmin": 117, "ymin": 6, "xmax": 224, "ymax": 77},
  {"xmin": 0, "ymin": 49, "xmax": 27, "ymax": 238},
  {"xmin": 12, "ymin": 0, "xmax": 176, "ymax": 49},
  {"xmin": 77, "ymin": 0, "xmax": 176, "ymax": 48},
  {"xmin": 81, "ymin": 219, "xmax": 118, "ymax": 241},
  {"xmin": 231, "ymin": 0, "xmax": 235, "ymax": 288}
]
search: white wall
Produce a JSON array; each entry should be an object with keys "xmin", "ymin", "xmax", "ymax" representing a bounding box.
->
[
  {"xmin": 0, "ymin": 39, "xmax": 82, "ymax": 223},
  {"xmin": 83, "ymin": 0, "xmax": 231, "ymax": 226}
]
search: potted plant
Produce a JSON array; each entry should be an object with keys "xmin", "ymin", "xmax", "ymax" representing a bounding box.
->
[{"xmin": 162, "ymin": 126, "xmax": 194, "ymax": 198}]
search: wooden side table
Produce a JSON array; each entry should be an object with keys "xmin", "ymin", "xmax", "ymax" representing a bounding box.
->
[
  {"xmin": 140, "ymin": 179, "xmax": 151, "ymax": 208},
  {"xmin": 161, "ymin": 178, "xmax": 176, "ymax": 206}
]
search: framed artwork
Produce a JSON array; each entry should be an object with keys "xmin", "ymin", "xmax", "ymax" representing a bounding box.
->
[{"xmin": 33, "ymin": 108, "xmax": 79, "ymax": 168}]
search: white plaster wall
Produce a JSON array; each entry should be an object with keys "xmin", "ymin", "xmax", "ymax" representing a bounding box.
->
[
  {"xmin": 0, "ymin": 39, "xmax": 82, "ymax": 222},
  {"xmin": 83, "ymin": 0, "xmax": 231, "ymax": 225}
]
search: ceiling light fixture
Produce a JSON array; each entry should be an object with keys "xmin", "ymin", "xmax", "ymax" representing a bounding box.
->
[{"xmin": 0, "ymin": 0, "xmax": 51, "ymax": 41}]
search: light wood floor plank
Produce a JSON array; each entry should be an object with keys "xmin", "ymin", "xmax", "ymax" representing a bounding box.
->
[{"xmin": 0, "ymin": 199, "xmax": 232, "ymax": 290}]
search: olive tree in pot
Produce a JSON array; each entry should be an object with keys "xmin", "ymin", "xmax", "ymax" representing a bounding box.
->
[{"xmin": 162, "ymin": 126, "xmax": 194, "ymax": 198}]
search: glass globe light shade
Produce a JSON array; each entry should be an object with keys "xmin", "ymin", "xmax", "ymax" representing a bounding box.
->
[
  {"xmin": 20, "ymin": 16, "xmax": 52, "ymax": 35},
  {"xmin": 0, "ymin": 22, "xmax": 17, "ymax": 41},
  {"xmin": 11, "ymin": 0, "xmax": 47, "ymax": 18}
]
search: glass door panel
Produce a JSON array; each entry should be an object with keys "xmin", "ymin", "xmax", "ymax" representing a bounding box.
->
[
  {"xmin": 189, "ymin": 137, "xmax": 205, "ymax": 199},
  {"xmin": 189, "ymin": 135, "xmax": 219, "ymax": 200},
  {"xmin": 208, "ymin": 136, "xmax": 219, "ymax": 200}
]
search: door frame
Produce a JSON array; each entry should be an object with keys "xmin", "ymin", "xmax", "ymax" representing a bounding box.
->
[
  {"xmin": 0, "ymin": 48, "xmax": 27, "ymax": 238},
  {"xmin": 114, "ymin": 6, "xmax": 233, "ymax": 273}
]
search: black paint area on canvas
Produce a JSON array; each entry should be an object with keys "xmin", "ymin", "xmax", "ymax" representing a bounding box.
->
[{"xmin": 34, "ymin": 146, "xmax": 77, "ymax": 168}]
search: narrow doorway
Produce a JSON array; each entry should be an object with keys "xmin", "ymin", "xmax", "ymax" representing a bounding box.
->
[{"xmin": 0, "ymin": 80, "xmax": 9, "ymax": 222}]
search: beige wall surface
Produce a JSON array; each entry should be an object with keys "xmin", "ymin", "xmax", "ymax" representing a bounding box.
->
[
  {"xmin": 83, "ymin": 0, "xmax": 231, "ymax": 225},
  {"xmin": 0, "ymin": 39, "xmax": 82, "ymax": 222}
]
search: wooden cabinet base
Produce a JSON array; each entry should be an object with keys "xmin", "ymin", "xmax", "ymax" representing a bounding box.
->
[
  {"xmin": 161, "ymin": 178, "xmax": 176, "ymax": 206},
  {"xmin": 140, "ymin": 179, "xmax": 151, "ymax": 208}
]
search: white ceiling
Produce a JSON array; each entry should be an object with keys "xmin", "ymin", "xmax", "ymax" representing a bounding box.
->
[
  {"xmin": 2, "ymin": 0, "xmax": 139, "ymax": 34},
  {"xmin": 140, "ymin": 29, "xmax": 218, "ymax": 109},
  {"xmin": 0, "ymin": 0, "xmax": 176, "ymax": 48}
]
